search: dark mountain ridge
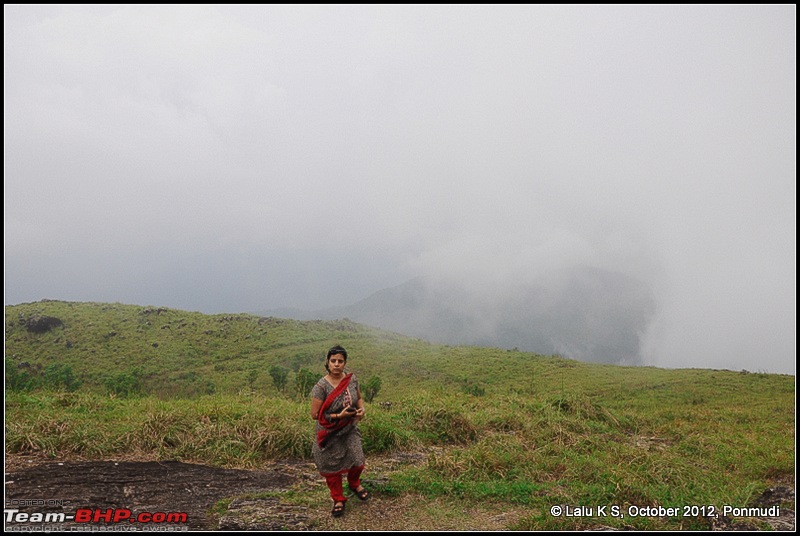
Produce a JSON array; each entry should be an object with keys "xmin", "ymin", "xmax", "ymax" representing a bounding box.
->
[{"xmin": 261, "ymin": 264, "xmax": 656, "ymax": 365}]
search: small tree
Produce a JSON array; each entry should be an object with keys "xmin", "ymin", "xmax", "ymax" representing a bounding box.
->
[
  {"xmin": 269, "ymin": 365, "xmax": 289, "ymax": 392},
  {"xmin": 362, "ymin": 375, "xmax": 382, "ymax": 403},
  {"xmin": 295, "ymin": 367, "xmax": 317, "ymax": 397},
  {"xmin": 246, "ymin": 369, "xmax": 259, "ymax": 388}
]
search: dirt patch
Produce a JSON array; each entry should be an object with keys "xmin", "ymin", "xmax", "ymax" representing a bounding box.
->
[
  {"xmin": 4, "ymin": 456, "xmax": 300, "ymax": 530},
  {"xmin": 709, "ymin": 485, "xmax": 795, "ymax": 531}
]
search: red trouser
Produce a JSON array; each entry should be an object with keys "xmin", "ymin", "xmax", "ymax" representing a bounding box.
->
[{"xmin": 322, "ymin": 465, "xmax": 364, "ymax": 503}]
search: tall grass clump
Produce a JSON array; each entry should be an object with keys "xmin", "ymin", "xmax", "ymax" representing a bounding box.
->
[
  {"xmin": 359, "ymin": 406, "xmax": 418, "ymax": 453},
  {"xmin": 5, "ymin": 391, "xmax": 313, "ymax": 466}
]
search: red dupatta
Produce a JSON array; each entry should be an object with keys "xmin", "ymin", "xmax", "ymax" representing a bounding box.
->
[{"xmin": 316, "ymin": 373, "xmax": 354, "ymax": 447}]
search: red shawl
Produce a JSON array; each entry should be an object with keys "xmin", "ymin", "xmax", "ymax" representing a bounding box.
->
[{"xmin": 316, "ymin": 373, "xmax": 354, "ymax": 448}]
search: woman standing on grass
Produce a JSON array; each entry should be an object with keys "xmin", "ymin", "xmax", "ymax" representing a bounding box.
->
[{"xmin": 309, "ymin": 344, "xmax": 369, "ymax": 517}]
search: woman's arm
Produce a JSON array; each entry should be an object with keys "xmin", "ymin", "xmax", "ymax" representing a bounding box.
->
[{"xmin": 310, "ymin": 397, "xmax": 323, "ymax": 420}]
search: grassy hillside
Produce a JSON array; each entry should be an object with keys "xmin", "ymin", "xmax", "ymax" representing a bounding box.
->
[
  {"xmin": 6, "ymin": 300, "xmax": 435, "ymax": 398},
  {"xmin": 4, "ymin": 300, "xmax": 796, "ymax": 530}
]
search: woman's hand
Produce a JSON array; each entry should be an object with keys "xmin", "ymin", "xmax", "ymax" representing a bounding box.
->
[
  {"xmin": 335, "ymin": 406, "xmax": 357, "ymax": 420},
  {"xmin": 354, "ymin": 406, "xmax": 365, "ymax": 421}
]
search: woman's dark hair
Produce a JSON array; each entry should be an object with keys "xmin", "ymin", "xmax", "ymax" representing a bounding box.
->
[{"xmin": 325, "ymin": 345, "xmax": 348, "ymax": 372}]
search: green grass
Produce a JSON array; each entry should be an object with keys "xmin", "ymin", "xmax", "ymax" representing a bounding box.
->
[
  {"xmin": 5, "ymin": 391, "xmax": 310, "ymax": 463},
  {"xmin": 4, "ymin": 300, "xmax": 795, "ymax": 530}
]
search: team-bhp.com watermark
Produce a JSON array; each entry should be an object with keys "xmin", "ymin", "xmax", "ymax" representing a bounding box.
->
[{"xmin": 5, "ymin": 501, "xmax": 189, "ymax": 532}]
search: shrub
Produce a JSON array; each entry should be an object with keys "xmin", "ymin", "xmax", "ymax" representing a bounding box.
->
[
  {"xmin": 42, "ymin": 363, "xmax": 82, "ymax": 392},
  {"xmin": 295, "ymin": 368, "xmax": 317, "ymax": 397},
  {"xmin": 105, "ymin": 369, "xmax": 143, "ymax": 397},
  {"xmin": 5, "ymin": 358, "xmax": 81, "ymax": 392},
  {"xmin": 269, "ymin": 365, "xmax": 289, "ymax": 391},
  {"xmin": 5, "ymin": 357, "xmax": 37, "ymax": 391},
  {"xmin": 362, "ymin": 375, "xmax": 383, "ymax": 402}
]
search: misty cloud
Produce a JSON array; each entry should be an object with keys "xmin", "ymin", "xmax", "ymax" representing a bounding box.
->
[{"xmin": 4, "ymin": 5, "xmax": 795, "ymax": 374}]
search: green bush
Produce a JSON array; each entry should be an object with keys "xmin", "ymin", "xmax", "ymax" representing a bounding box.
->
[
  {"xmin": 269, "ymin": 365, "xmax": 289, "ymax": 391},
  {"xmin": 5, "ymin": 357, "xmax": 38, "ymax": 392},
  {"xmin": 362, "ymin": 375, "xmax": 382, "ymax": 402},
  {"xmin": 5, "ymin": 358, "xmax": 81, "ymax": 392},
  {"xmin": 42, "ymin": 363, "xmax": 82, "ymax": 392},
  {"xmin": 295, "ymin": 368, "xmax": 317, "ymax": 398},
  {"xmin": 105, "ymin": 369, "xmax": 143, "ymax": 397}
]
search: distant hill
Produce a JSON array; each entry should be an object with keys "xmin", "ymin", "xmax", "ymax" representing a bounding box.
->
[
  {"xmin": 4, "ymin": 300, "xmax": 418, "ymax": 397},
  {"xmin": 261, "ymin": 265, "xmax": 656, "ymax": 365}
]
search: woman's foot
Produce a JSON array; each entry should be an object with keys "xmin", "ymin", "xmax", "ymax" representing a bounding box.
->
[
  {"xmin": 331, "ymin": 501, "xmax": 345, "ymax": 517},
  {"xmin": 350, "ymin": 486, "xmax": 369, "ymax": 501}
]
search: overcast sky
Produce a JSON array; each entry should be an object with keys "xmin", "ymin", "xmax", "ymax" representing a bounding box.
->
[{"xmin": 4, "ymin": 5, "xmax": 796, "ymax": 374}]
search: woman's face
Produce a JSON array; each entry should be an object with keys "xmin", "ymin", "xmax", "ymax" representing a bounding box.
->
[{"xmin": 327, "ymin": 353, "xmax": 346, "ymax": 375}]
